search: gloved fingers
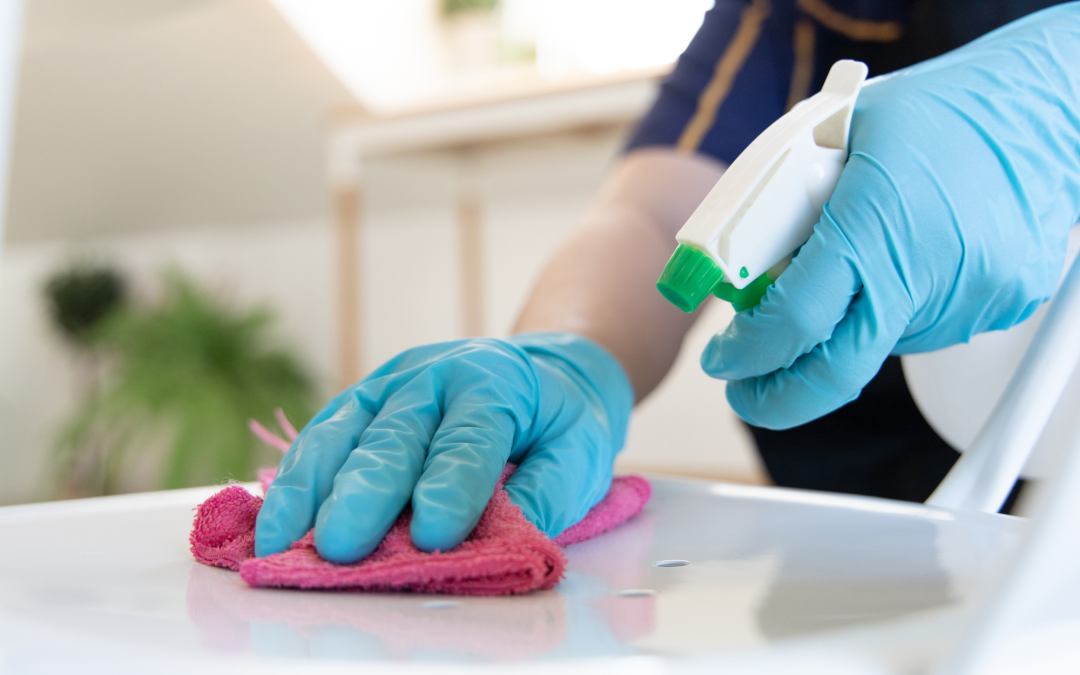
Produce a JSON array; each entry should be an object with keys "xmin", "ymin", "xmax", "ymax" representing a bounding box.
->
[
  {"xmin": 701, "ymin": 212, "xmax": 861, "ymax": 381},
  {"xmin": 312, "ymin": 377, "xmax": 443, "ymax": 563},
  {"xmin": 293, "ymin": 341, "xmax": 461, "ymax": 436},
  {"xmin": 504, "ymin": 427, "xmax": 612, "ymax": 539},
  {"xmin": 408, "ymin": 399, "xmax": 518, "ymax": 552},
  {"xmin": 724, "ymin": 281, "xmax": 908, "ymax": 429},
  {"xmin": 296, "ymin": 386, "xmax": 359, "ymax": 436},
  {"xmin": 254, "ymin": 392, "xmax": 375, "ymax": 557}
]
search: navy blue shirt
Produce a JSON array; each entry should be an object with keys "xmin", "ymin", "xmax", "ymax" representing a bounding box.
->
[{"xmin": 627, "ymin": 0, "xmax": 1066, "ymax": 165}]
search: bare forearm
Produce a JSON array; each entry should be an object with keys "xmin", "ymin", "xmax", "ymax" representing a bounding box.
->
[{"xmin": 513, "ymin": 148, "xmax": 725, "ymax": 401}]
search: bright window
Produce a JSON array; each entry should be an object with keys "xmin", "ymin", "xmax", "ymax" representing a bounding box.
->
[{"xmin": 270, "ymin": 0, "xmax": 712, "ymax": 112}]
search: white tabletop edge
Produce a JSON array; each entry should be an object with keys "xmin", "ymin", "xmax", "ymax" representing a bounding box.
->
[
  {"xmin": 0, "ymin": 482, "xmax": 261, "ymax": 523},
  {"xmin": 0, "ymin": 476, "xmax": 1018, "ymax": 528}
]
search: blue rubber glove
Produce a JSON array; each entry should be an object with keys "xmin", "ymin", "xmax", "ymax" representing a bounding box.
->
[
  {"xmin": 254, "ymin": 332, "xmax": 632, "ymax": 563},
  {"xmin": 702, "ymin": 5, "xmax": 1080, "ymax": 429}
]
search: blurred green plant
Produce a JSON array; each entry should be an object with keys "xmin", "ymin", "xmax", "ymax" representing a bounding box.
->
[
  {"xmin": 442, "ymin": 0, "xmax": 498, "ymax": 16},
  {"xmin": 52, "ymin": 270, "xmax": 315, "ymax": 496},
  {"xmin": 44, "ymin": 264, "xmax": 127, "ymax": 345}
]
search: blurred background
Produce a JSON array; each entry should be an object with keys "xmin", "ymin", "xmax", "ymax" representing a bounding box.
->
[{"xmin": 0, "ymin": 0, "xmax": 764, "ymax": 505}]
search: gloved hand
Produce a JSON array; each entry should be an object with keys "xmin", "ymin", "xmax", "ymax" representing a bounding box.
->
[
  {"xmin": 702, "ymin": 5, "xmax": 1080, "ymax": 429},
  {"xmin": 254, "ymin": 332, "xmax": 632, "ymax": 563}
]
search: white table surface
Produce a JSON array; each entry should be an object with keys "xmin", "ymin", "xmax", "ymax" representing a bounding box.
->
[{"xmin": 0, "ymin": 477, "xmax": 1024, "ymax": 675}]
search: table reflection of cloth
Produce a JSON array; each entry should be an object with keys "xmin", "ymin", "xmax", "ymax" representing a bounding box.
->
[
  {"xmin": 190, "ymin": 466, "xmax": 650, "ymax": 596},
  {"xmin": 185, "ymin": 564, "xmax": 570, "ymax": 660}
]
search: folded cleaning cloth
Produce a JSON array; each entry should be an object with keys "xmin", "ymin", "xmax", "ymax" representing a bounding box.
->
[{"xmin": 190, "ymin": 411, "xmax": 651, "ymax": 596}]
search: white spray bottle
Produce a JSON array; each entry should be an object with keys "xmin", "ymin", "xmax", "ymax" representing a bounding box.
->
[{"xmin": 657, "ymin": 59, "xmax": 869, "ymax": 312}]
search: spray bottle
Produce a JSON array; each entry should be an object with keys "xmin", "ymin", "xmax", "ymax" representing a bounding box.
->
[{"xmin": 656, "ymin": 60, "xmax": 868, "ymax": 312}]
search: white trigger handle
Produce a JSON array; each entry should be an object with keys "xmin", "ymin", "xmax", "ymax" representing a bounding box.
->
[{"xmin": 675, "ymin": 60, "xmax": 869, "ymax": 292}]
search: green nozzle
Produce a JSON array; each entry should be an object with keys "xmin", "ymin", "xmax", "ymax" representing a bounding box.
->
[
  {"xmin": 713, "ymin": 272, "xmax": 774, "ymax": 312},
  {"xmin": 656, "ymin": 244, "xmax": 724, "ymax": 313}
]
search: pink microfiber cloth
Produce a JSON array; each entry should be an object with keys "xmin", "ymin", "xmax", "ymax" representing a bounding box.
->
[{"xmin": 190, "ymin": 411, "xmax": 651, "ymax": 596}]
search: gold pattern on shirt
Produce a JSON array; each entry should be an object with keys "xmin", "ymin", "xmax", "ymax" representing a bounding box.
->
[
  {"xmin": 785, "ymin": 17, "xmax": 818, "ymax": 111},
  {"xmin": 677, "ymin": 0, "xmax": 772, "ymax": 154},
  {"xmin": 796, "ymin": 0, "xmax": 903, "ymax": 42}
]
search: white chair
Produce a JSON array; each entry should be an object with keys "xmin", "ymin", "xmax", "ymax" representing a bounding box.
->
[
  {"xmin": 926, "ymin": 246, "xmax": 1080, "ymax": 514},
  {"xmin": 924, "ymin": 249, "xmax": 1080, "ymax": 673}
]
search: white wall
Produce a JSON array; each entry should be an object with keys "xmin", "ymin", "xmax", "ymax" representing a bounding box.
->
[
  {"xmin": 0, "ymin": 127, "xmax": 764, "ymax": 506},
  {"xmin": 7, "ymin": 0, "xmax": 354, "ymax": 243}
]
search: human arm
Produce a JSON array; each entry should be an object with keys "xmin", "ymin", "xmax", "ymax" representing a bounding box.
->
[{"xmin": 514, "ymin": 148, "xmax": 724, "ymax": 401}]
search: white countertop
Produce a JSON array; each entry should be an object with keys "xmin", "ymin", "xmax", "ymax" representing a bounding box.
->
[{"xmin": 0, "ymin": 477, "xmax": 1023, "ymax": 674}]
